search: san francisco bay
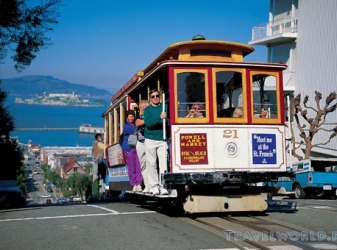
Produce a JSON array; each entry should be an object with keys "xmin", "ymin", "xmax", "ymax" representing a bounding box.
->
[{"xmin": 6, "ymin": 96, "xmax": 110, "ymax": 147}]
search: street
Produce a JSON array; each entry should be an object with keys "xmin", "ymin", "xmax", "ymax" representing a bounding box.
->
[
  {"xmin": 0, "ymin": 202, "xmax": 237, "ymax": 250},
  {"xmin": 4, "ymin": 146, "xmax": 336, "ymax": 250},
  {"xmin": 1, "ymin": 195, "xmax": 337, "ymax": 250}
]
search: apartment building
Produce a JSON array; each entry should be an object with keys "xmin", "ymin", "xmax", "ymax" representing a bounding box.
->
[{"xmin": 249, "ymin": 0, "xmax": 337, "ymax": 156}]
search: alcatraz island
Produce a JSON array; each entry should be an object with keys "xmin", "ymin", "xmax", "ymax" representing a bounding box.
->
[{"xmin": 14, "ymin": 92, "xmax": 106, "ymax": 107}]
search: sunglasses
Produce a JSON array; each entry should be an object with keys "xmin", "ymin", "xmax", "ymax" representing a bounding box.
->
[{"xmin": 151, "ymin": 94, "xmax": 160, "ymax": 99}]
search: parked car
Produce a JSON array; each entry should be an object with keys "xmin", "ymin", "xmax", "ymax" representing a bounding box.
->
[
  {"xmin": 0, "ymin": 180, "xmax": 26, "ymax": 208},
  {"xmin": 86, "ymin": 195, "xmax": 99, "ymax": 202},
  {"xmin": 102, "ymin": 194, "xmax": 115, "ymax": 202},
  {"xmin": 45, "ymin": 183, "xmax": 53, "ymax": 192},
  {"xmin": 67, "ymin": 196, "xmax": 73, "ymax": 202},
  {"xmin": 58, "ymin": 197, "xmax": 67, "ymax": 204},
  {"xmin": 46, "ymin": 198, "xmax": 51, "ymax": 204},
  {"xmin": 73, "ymin": 196, "xmax": 81, "ymax": 203}
]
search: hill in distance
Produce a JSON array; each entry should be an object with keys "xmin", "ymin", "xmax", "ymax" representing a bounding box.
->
[{"xmin": 1, "ymin": 75, "xmax": 112, "ymax": 98}]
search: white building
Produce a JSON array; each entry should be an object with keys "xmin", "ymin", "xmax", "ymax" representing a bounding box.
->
[
  {"xmin": 48, "ymin": 91, "xmax": 77, "ymax": 98},
  {"xmin": 40, "ymin": 146, "xmax": 93, "ymax": 170},
  {"xmin": 249, "ymin": 0, "xmax": 337, "ymax": 157}
]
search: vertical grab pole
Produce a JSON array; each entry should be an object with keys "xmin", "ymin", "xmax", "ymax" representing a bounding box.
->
[
  {"xmin": 287, "ymin": 95, "xmax": 292, "ymax": 171},
  {"xmin": 162, "ymin": 91, "xmax": 166, "ymax": 141},
  {"xmin": 160, "ymin": 91, "xmax": 167, "ymax": 186}
]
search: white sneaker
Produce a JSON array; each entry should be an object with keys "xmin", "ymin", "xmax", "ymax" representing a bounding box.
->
[
  {"xmin": 136, "ymin": 185, "xmax": 142, "ymax": 192},
  {"xmin": 160, "ymin": 187, "xmax": 169, "ymax": 195},
  {"xmin": 142, "ymin": 187, "xmax": 150, "ymax": 193},
  {"xmin": 151, "ymin": 187, "xmax": 160, "ymax": 195},
  {"xmin": 132, "ymin": 186, "xmax": 138, "ymax": 192}
]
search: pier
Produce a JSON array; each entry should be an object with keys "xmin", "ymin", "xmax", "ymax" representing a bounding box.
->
[
  {"xmin": 14, "ymin": 127, "xmax": 78, "ymax": 132},
  {"xmin": 14, "ymin": 125, "xmax": 104, "ymax": 134}
]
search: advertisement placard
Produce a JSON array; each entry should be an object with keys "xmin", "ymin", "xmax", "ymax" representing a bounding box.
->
[{"xmin": 106, "ymin": 143, "xmax": 126, "ymax": 167}]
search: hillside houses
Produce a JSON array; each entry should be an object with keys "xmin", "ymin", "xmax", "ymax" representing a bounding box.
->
[{"xmin": 39, "ymin": 146, "xmax": 94, "ymax": 179}]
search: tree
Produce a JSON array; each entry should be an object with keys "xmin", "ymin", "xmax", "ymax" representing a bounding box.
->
[
  {"xmin": 66, "ymin": 174, "xmax": 77, "ymax": 194},
  {"xmin": 0, "ymin": 84, "xmax": 23, "ymax": 180},
  {"xmin": 40, "ymin": 163, "xmax": 49, "ymax": 173},
  {"xmin": 67, "ymin": 173, "xmax": 92, "ymax": 199},
  {"xmin": 76, "ymin": 174, "xmax": 92, "ymax": 199},
  {"xmin": 84, "ymin": 162, "xmax": 93, "ymax": 175},
  {"xmin": 0, "ymin": 0, "xmax": 60, "ymax": 181},
  {"xmin": 46, "ymin": 169, "xmax": 59, "ymax": 186},
  {"xmin": 0, "ymin": 0, "xmax": 60, "ymax": 71},
  {"xmin": 289, "ymin": 91, "xmax": 337, "ymax": 160}
]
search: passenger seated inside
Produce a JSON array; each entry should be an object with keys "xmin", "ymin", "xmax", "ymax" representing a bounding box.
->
[
  {"xmin": 185, "ymin": 103, "xmax": 205, "ymax": 118},
  {"xmin": 232, "ymin": 107, "xmax": 243, "ymax": 118},
  {"xmin": 254, "ymin": 107, "xmax": 269, "ymax": 118},
  {"xmin": 261, "ymin": 108, "xmax": 268, "ymax": 118}
]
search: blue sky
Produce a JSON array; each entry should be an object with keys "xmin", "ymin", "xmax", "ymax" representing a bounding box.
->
[{"xmin": 0, "ymin": 0, "xmax": 270, "ymax": 94}]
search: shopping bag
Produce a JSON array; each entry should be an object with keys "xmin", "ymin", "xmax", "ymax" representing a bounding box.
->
[{"xmin": 95, "ymin": 153, "xmax": 103, "ymax": 164}]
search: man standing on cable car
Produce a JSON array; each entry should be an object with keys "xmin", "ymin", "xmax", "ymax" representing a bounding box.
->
[
  {"xmin": 135, "ymin": 100, "xmax": 150, "ymax": 193},
  {"xmin": 143, "ymin": 89, "xmax": 169, "ymax": 195}
]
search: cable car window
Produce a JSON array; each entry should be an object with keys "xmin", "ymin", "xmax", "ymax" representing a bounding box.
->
[
  {"xmin": 216, "ymin": 71, "xmax": 243, "ymax": 118},
  {"xmin": 252, "ymin": 74, "xmax": 278, "ymax": 119},
  {"xmin": 177, "ymin": 72, "xmax": 206, "ymax": 118}
]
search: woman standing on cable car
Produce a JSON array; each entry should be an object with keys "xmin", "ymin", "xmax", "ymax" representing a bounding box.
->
[{"xmin": 121, "ymin": 110, "xmax": 143, "ymax": 192}]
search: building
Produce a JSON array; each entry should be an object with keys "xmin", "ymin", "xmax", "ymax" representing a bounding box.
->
[
  {"xmin": 78, "ymin": 124, "xmax": 104, "ymax": 134},
  {"xmin": 40, "ymin": 146, "xmax": 92, "ymax": 167},
  {"xmin": 61, "ymin": 158, "xmax": 86, "ymax": 179},
  {"xmin": 249, "ymin": 0, "xmax": 337, "ymax": 157},
  {"xmin": 29, "ymin": 143, "xmax": 41, "ymax": 157}
]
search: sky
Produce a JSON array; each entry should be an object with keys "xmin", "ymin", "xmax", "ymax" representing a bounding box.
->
[{"xmin": 0, "ymin": 0, "xmax": 270, "ymax": 94}]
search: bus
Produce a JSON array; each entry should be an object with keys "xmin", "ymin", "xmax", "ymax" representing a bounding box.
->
[{"xmin": 101, "ymin": 35, "xmax": 289, "ymax": 213}]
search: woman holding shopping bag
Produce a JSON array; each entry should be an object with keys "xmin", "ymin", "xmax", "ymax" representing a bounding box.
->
[{"xmin": 121, "ymin": 109, "xmax": 143, "ymax": 192}]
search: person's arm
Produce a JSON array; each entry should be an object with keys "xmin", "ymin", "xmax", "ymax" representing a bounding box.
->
[
  {"xmin": 135, "ymin": 117, "xmax": 145, "ymax": 127},
  {"xmin": 185, "ymin": 109, "xmax": 195, "ymax": 117}
]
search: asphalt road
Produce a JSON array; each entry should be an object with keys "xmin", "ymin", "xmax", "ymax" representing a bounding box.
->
[
  {"xmin": 7, "ymin": 152, "xmax": 336, "ymax": 250},
  {"xmin": 265, "ymin": 198, "xmax": 337, "ymax": 238},
  {"xmin": 0, "ymin": 202, "xmax": 239, "ymax": 250}
]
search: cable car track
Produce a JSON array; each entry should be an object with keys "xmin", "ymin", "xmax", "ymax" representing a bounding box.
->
[{"xmin": 182, "ymin": 214, "xmax": 337, "ymax": 250}]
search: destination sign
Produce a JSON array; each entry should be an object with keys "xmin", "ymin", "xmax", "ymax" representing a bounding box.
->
[
  {"xmin": 180, "ymin": 133, "xmax": 208, "ymax": 164},
  {"xmin": 252, "ymin": 133, "xmax": 277, "ymax": 164}
]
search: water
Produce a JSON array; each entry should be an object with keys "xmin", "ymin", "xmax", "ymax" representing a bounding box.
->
[{"xmin": 5, "ymin": 96, "xmax": 110, "ymax": 147}]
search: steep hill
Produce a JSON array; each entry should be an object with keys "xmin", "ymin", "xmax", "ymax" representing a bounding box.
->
[{"xmin": 1, "ymin": 75, "xmax": 112, "ymax": 98}]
